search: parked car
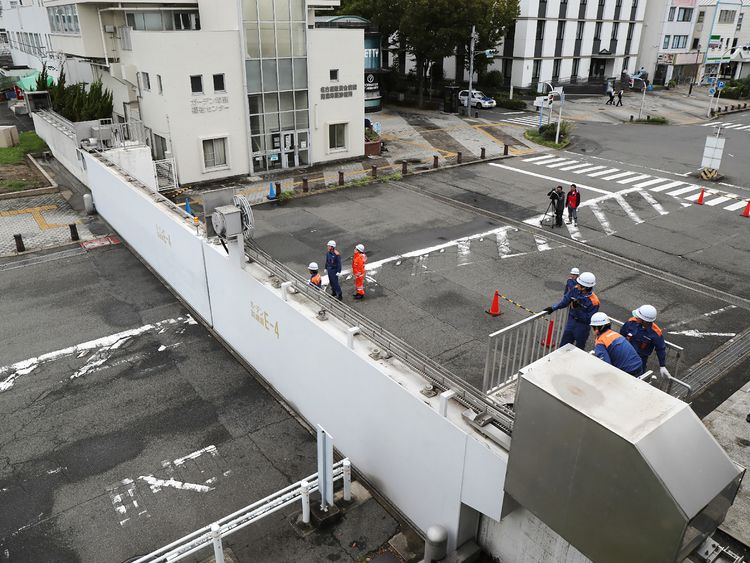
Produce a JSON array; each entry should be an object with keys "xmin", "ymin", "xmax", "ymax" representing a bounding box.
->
[{"xmin": 458, "ymin": 90, "xmax": 497, "ymax": 109}]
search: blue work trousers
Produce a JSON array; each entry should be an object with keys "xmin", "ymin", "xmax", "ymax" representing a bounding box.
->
[
  {"xmin": 560, "ymin": 317, "xmax": 590, "ymax": 350},
  {"xmin": 327, "ymin": 269, "xmax": 342, "ymax": 298}
]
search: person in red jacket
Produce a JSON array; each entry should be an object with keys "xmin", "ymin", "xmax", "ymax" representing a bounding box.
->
[
  {"xmin": 352, "ymin": 244, "xmax": 367, "ymax": 300},
  {"xmin": 566, "ymin": 184, "xmax": 581, "ymax": 226}
]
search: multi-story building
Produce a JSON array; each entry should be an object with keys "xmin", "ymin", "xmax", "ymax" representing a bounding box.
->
[
  {"xmin": 691, "ymin": 0, "xmax": 750, "ymax": 81},
  {"xmin": 4, "ymin": 0, "xmax": 364, "ymax": 185}
]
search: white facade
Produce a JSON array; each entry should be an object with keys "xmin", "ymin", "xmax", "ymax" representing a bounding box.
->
[
  {"xmin": 4, "ymin": 0, "xmax": 364, "ymax": 185},
  {"xmin": 693, "ymin": 0, "xmax": 750, "ymax": 81}
]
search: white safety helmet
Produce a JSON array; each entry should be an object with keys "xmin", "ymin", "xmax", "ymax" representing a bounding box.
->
[
  {"xmin": 590, "ymin": 312, "xmax": 610, "ymax": 327},
  {"xmin": 356, "ymin": 243, "xmax": 365, "ymax": 253},
  {"xmin": 576, "ymin": 271, "xmax": 596, "ymax": 288},
  {"xmin": 308, "ymin": 262, "xmax": 318, "ymax": 270},
  {"xmin": 570, "ymin": 267, "xmax": 580, "ymax": 275},
  {"xmin": 633, "ymin": 304, "xmax": 657, "ymax": 323},
  {"xmin": 327, "ymin": 240, "xmax": 336, "ymax": 248}
]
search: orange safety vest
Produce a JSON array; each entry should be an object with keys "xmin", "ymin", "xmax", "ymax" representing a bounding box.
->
[
  {"xmin": 595, "ymin": 329, "xmax": 620, "ymax": 348},
  {"xmin": 310, "ymin": 273, "xmax": 321, "ymax": 287},
  {"xmin": 352, "ymin": 251, "xmax": 366, "ymax": 276}
]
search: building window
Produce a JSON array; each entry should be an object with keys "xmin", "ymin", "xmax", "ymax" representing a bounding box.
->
[
  {"xmin": 142, "ymin": 72, "xmax": 151, "ymax": 91},
  {"xmin": 153, "ymin": 134, "xmax": 168, "ymax": 160},
  {"xmin": 623, "ymin": 56, "xmax": 630, "ymax": 72},
  {"xmin": 557, "ymin": 21, "xmax": 566, "ymax": 40},
  {"xmin": 668, "ymin": 7, "xmax": 675, "ymax": 20},
  {"xmin": 190, "ymin": 75, "xmax": 203, "ymax": 94},
  {"xmin": 627, "ymin": 22, "xmax": 634, "ymax": 39},
  {"xmin": 718, "ymin": 10, "xmax": 736, "ymax": 23},
  {"xmin": 663, "ymin": 35, "xmax": 670, "ymax": 49},
  {"xmin": 329, "ymin": 123, "xmax": 347, "ymax": 151},
  {"xmin": 732, "ymin": 37, "xmax": 739, "ymax": 51},
  {"xmin": 692, "ymin": 37, "xmax": 699, "ymax": 49},
  {"xmin": 329, "ymin": 69, "xmax": 339, "ymax": 81},
  {"xmin": 213, "ymin": 74, "xmax": 226, "ymax": 93},
  {"xmin": 612, "ymin": 22, "xmax": 619, "ymax": 39},
  {"xmin": 552, "ymin": 58, "xmax": 561, "ymax": 80},
  {"xmin": 47, "ymin": 5, "xmax": 80, "ymax": 34},
  {"xmin": 676, "ymin": 8, "xmax": 693, "ymax": 21},
  {"xmin": 532, "ymin": 59, "xmax": 542, "ymax": 81},
  {"xmin": 632, "ymin": 0, "xmax": 638, "ymax": 10},
  {"xmin": 202, "ymin": 138, "xmax": 227, "ymax": 169},
  {"xmin": 536, "ymin": 20, "xmax": 546, "ymax": 40},
  {"xmin": 671, "ymin": 35, "xmax": 687, "ymax": 49},
  {"xmin": 576, "ymin": 21, "xmax": 585, "ymax": 40},
  {"xmin": 599, "ymin": 0, "xmax": 605, "ymax": 6},
  {"xmin": 572, "ymin": 57, "xmax": 580, "ymax": 77},
  {"xmin": 616, "ymin": 0, "xmax": 621, "ymax": 6},
  {"xmin": 157, "ymin": 75, "xmax": 163, "ymax": 95},
  {"xmin": 738, "ymin": 13, "xmax": 744, "ymax": 30},
  {"xmin": 697, "ymin": 10, "xmax": 705, "ymax": 23},
  {"xmin": 594, "ymin": 21, "xmax": 602, "ymax": 40}
]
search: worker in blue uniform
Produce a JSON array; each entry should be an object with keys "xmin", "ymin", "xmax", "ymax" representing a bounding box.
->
[
  {"xmin": 564, "ymin": 267, "xmax": 580, "ymax": 297},
  {"xmin": 543, "ymin": 271, "xmax": 600, "ymax": 349},
  {"xmin": 590, "ymin": 312, "xmax": 643, "ymax": 376},
  {"xmin": 620, "ymin": 304, "xmax": 670, "ymax": 379},
  {"xmin": 325, "ymin": 240, "xmax": 343, "ymax": 301}
]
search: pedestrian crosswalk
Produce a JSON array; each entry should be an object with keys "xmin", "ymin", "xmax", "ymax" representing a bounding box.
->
[
  {"xmin": 700, "ymin": 121, "xmax": 750, "ymax": 131},
  {"xmin": 520, "ymin": 153, "xmax": 748, "ymax": 213},
  {"xmin": 499, "ymin": 114, "xmax": 545, "ymax": 128}
]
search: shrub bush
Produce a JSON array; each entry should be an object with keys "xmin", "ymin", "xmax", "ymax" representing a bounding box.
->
[
  {"xmin": 538, "ymin": 120, "xmax": 573, "ymax": 141},
  {"xmin": 480, "ymin": 70, "xmax": 504, "ymax": 89},
  {"xmin": 495, "ymin": 97, "xmax": 526, "ymax": 110}
]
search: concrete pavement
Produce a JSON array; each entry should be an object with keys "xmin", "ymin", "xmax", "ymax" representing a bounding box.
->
[{"xmin": 0, "ymin": 242, "xmax": 402, "ymax": 563}]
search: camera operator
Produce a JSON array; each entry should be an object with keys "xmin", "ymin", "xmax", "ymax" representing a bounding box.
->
[{"xmin": 546, "ymin": 185, "xmax": 565, "ymax": 227}]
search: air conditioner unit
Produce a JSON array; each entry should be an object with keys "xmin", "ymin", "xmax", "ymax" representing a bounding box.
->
[
  {"xmin": 104, "ymin": 25, "xmax": 115, "ymax": 33},
  {"xmin": 212, "ymin": 205, "xmax": 242, "ymax": 238}
]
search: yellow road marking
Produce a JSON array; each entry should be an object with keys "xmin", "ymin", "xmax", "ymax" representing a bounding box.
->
[{"xmin": 0, "ymin": 205, "xmax": 68, "ymax": 230}]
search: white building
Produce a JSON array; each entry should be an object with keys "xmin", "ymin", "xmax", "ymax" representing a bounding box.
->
[
  {"xmin": 3, "ymin": 0, "xmax": 364, "ymax": 185},
  {"xmin": 692, "ymin": 0, "xmax": 750, "ymax": 81}
]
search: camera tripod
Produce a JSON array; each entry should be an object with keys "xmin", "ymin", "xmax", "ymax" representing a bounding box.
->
[{"xmin": 540, "ymin": 199, "xmax": 557, "ymax": 228}]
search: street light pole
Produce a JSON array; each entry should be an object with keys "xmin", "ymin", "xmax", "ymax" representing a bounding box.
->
[
  {"xmin": 638, "ymin": 84, "xmax": 647, "ymax": 119},
  {"xmin": 466, "ymin": 25, "xmax": 478, "ymax": 113},
  {"xmin": 555, "ymin": 90, "xmax": 565, "ymax": 144}
]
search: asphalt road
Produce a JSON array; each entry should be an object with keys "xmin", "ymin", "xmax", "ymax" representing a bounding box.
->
[{"xmin": 0, "ymin": 242, "xmax": 397, "ymax": 563}]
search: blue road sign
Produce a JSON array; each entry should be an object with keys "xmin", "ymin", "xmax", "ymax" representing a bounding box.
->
[
  {"xmin": 717, "ymin": 81, "xmax": 725, "ymax": 89},
  {"xmin": 709, "ymin": 87, "xmax": 717, "ymax": 96}
]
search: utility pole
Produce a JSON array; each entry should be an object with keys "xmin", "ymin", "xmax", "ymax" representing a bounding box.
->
[
  {"xmin": 555, "ymin": 89, "xmax": 565, "ymax": 145},
  {"xmin": 638, "ymin": 84, "xmax": 647, "ymax": 119},
  {"xmin": 466, "ymin": 25, "xmax": 478, "ymax": 113}
]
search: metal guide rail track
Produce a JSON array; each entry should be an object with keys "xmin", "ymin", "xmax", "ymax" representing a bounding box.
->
[{"xmin": 245, "ymin": 243, "xmax": 516, "ymax": 434}]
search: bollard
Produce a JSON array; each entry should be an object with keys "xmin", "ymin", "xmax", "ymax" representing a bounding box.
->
[
  {"xmin": 542, "ymin": 319, "xmax": 555, "ymax": 348},
  {"xmin": 83, "ymin": 193, "xmax": 95, "ymax": 215},
  {"xmin": 480, "ymin": 147, "xmax": 486, "ymax": 159},
  {"xmin": 371, "ymin": 165, "xmax": 378, "ymax": 178},
  {"xmin": 343, "ymin": 459, "xmax": 352, "ymax": 502},
  {"xmin": 423, "ymin": 526, "xmax": 448, "ymax": 563},
  {"xmin": 275, "ymin": 181, "xmax": 281, "ymax": 197},
  {"xmin": 347, "ymin": 326, "xmax": 360, "ymax": 349},
  {"xmin": 13, "ymin": 234, "xmax": 25, "ymax": 253},
  {"xmin": 474, "ymin": 111, "xmax": 479, "ymax": 118},
  {"xmin": 69, "ymin": 224, "xmax": 79, "ymax": 242},
  {"xmin": 432, "ymin": 155, "xmax": 439, "ymax": 169},
  {"xmin": 630, "ymin": 115, "xmax": 634, "ymax": 121},
  {"xmin": 724, "ymin": 106, "xmax": 728, "ymax": 112},
  {"xmin": 401, "ymin": 161, "xmax": 408, "ymax": 175},
  {"xmin": 301, "ymin": 480, "xmax": 311, "ymax": 524},
  {"xmin": 338, "ymin": 171, "xmax": 344, "ymax": 186},
  {"xmin": 302, "ymin": 177, "xmax": 309, "ymax": 192},
  {"xmin": 503, "ymin": 144, "xmax": 509, "ymax": 156},
  {"xmin": 210, "ymin": 523, "xmax": 226, "ymax": 563},
  {"xmin": 457, "ymin": 151, "xmax": 462, "ymax": 164}
]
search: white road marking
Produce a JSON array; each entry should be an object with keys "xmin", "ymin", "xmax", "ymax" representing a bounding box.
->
[
  {"xmin": 558, "ymin": 163, "xmax": 595, "ymax": 172},
  {"xmin": 649, "ymin": 180, "xmax": 685, "ymax": 192},
  {"xmin": 601, "ymin": 171, "xmax": 637, "ymax": 181},
  {"xmin": 667, "ymin": 185, "xmax": 701, "ymax": 196},
  {"xmin": 722, "ymin": 123, "xmax": 743, "ymax": 129},
  {"xmin": 536, "ymin": 158, "xmax": 569, "ymax": 166},
  {"xmin": 704, "ymin": 196, "xmax": 732, "ymax": 207},
  {"xmin": 488, "ymin": 163, "xmax": 611, "ymax": 194},
  {"xmin": 522, "ymin": 154, "xmax": 557, "ymax": 163},
  {"xmin": 701, "ymin": 122, "xmax": 721, "ymax": 127},
  {"xmin": 634, "ymin": 178, "xmax": 669, "ymax": 189},
  {"xmin": 670, "ymin": 305, "xmax": 737, "ymax": 328},
  {"xmin": 685, "ymin": 190, "xmax": 715, "ymax": 202},
  {"xmin": 0, "ymin": 317, "xmax": 196, "ymax": 392},
  {"xmin": 534, "ymin": 235, "xmax": 552, "ymax": 252},
  {"xmin": 588, "ymin": 202, "xmax": 616, "ymax": 235},
  {"xmin": 457, "ymin": 239, "xmax": 472, "ymax": 265},
  {"xmin": 639, "ymin": 191, "xmax": 669, "ymax": 215},
  {"xmin": 564, "ymin": 220, "xmax": 586, "ymax": 242},
  {"xmin": 174, "ymin": 445, "xmax": 219, "ymax": 466},
  {"xmin": 724, "ymin": 200, "xmax": 749, "ymax": 211},
  {"xmin": 495, "ymin": 227, "xmax": 512, "ymax": 257},
  {"xmin": 615, "ymin": 195, "xmax": 644, "ymax": 223},
  {"xmin": 568, "ymin": 165, "xmax": 606, "ymax": 174},
  {"xmin": 138, "ymin": 475, "xmax": 214, "ymax": 494},
  {"xmin": 546, "ymin": 160, "xmax": 578, "ymax": 168},
  {"xmin": 617, "ymin": 174, "xmax": 651, "ymax": 185},
  {"xmin": 587, "ymin": 168, "xmax": 620, "ymax": 177},
  {"xmin": 734, "ymin": 124, "xmax": 750, "ymax": 130},
  {"xmin": 668, "ymin": 330, "xmax": 736, "ymax": 338}
]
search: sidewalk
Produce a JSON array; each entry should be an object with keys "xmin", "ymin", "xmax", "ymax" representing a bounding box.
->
[
  {"xmin": 563, "ymin": 84, "xmax": 726, "ymax": 125},
  {"xmin": 185, "ymin": 107, "xmax": 532, "ymax": 209}
]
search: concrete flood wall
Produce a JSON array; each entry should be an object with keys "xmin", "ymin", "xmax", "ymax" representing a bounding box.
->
[
  {"xmin": 74, "ymin": 149, "xmax": 509, "ymax": 551},
  {"xmin": 32, "ymin": 112, "xmax": 88, "ymax": 185}
]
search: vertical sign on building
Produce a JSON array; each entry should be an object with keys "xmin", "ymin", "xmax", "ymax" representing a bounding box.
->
[{"xmin": 364, "ymin": 33, "xmax": 382, "ymax": 112}]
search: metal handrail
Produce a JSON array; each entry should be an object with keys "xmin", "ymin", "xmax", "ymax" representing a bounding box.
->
[{"xmin": 245, "ymin": 243, "xmax": 516, "ymax": 433}]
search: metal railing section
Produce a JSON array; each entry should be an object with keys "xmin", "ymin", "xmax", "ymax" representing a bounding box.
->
[
  {"xmin": 482, "ymin": 309, "xmax": 688, "ymax": 400},
  {"xmin": 132, "ymin": 460, "xmax": 349, "ymax": 563},
  {"xmin": 37, "ymin": 109, "xmax": 76, "ymax": 139},
  {"xmin": 245, "ymin": 243, "xmax": 516, "ymax": 433},
  {"xmin": 91, "ymin": 118, "xmax": 146, "ymax": 149}
]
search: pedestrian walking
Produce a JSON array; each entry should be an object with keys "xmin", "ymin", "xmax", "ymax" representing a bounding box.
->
[
  {"xmin": 620, "ymin": 304, "xmax": 670, "ymax": 379},
  {"xmin": 546, "ymin": 186, "xmax": 565, "ymax": 227},
  {"xmin": 325, "ymin": 240, "xmax": 343, "ymax": 300},
  {"xmin": 566, "ymin": 184, "xmax": 580, "ymax": 226},
  {"xmin": 616, "ymin": 89, "xmax": 623, "ymax": 107},
  {"xmin": 308, "ymin": 262, "xmax": 322, "ymax": 288},
  {"xmin": 606, "ymin": 89, "xmax": 615, "ymax": 105},
  {"xmin": 590, "ymin": 312, "xmax": 643, "ymax": 376},
  {"xmin": 565, "ymin": 267, "xmax": 580, "ymax": 297},
  {"xmin": 352, "ymin": 243, "xmax": 367, "ymax": 300},
  {"xmin": 543, "ymin": 271, "xmax": 600, "ymax": 349}
]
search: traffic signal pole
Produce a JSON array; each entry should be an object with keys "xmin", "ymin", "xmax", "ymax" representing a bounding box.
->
[{"xmin": 466, "ymin": 26, "xmax": 478, "ymax": 113}]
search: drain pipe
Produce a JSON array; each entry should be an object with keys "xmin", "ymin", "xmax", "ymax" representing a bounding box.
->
[{"xmin": 97, "ymin": 8, "xmax": 110, "ymax": 68}]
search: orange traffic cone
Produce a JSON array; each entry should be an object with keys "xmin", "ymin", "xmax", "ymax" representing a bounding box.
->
[
  {"xmin": 486, "ymin": 290, "xmax": 502, "ymax": 316},
  {"xmin": 742, "ymin": 200, "xmax": 750, "ymax": 218},
  {"xmin": 695, "ymin": 188, "xmax": 705, "ymax": 205}
]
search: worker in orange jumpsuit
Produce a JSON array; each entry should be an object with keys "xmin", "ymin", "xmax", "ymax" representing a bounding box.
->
[{"xmin": 352, "ymin": 244, "xmax": 367, "ymax": 300}]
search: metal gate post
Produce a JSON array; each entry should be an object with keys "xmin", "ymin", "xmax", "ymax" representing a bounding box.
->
[
  {"xmin": 210, "ymin": 523, "xmax": 225, "ymax": 563},
  {"xmin": 343, "ymin": 459, "xmax": 351, "ymax": 502},
  {"xmin": 301, "ymin": 480, "xmax": 311, "ymax": 524}
]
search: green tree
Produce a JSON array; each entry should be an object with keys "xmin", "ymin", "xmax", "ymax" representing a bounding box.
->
[
  {"xmin": 34, "ymin": 64, "xmax": 50, "ymax": 92},
  {"xmin": 459, "ymin": 0, "xmax": 520, "ymax": 82}
]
